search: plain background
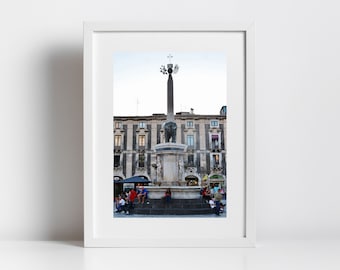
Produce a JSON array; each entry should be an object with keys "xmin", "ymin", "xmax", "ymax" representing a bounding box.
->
[{"xmin": 0, "ymin": 0, "xmax": 339, "ymax": 242}]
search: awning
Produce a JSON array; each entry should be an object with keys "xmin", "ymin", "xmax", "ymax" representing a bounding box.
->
[{"xmin": 114, "ymin": 176, "xmax": 151, "ymax": 184}]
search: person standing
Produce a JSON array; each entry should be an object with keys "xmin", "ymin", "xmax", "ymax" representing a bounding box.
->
[
  {"xmin": 214, "ymin": 189, "xmax": 223, "ymax": 216},
  {"xmin": 127, "ymin": 188, "xmax": 137, "ymax": 213}
]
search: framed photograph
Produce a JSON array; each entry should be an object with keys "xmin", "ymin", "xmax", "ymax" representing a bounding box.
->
[{"xmin": 84, "ymin": 22, "xmax": 255, "ymax": 247}]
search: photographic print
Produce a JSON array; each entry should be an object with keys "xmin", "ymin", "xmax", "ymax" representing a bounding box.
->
[
  {"xmin": 113, "ymin": 52, "xmax": 227, "ymax": 218},
  {"xmin": 84, "ymin": 23, "xmax": 255, "ymax": 247}
]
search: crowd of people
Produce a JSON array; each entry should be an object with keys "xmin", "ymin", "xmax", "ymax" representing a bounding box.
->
[
  {"xmin": 114, "ymin": 184, "xmax": 149, "ymax": 215},
  {"xmin": 201, "ymin": 185, "xmax": 226, "ymax": 216},
  {"xmin": 114, "ymin": 183, "xmax": 225, "ymax": 216}
]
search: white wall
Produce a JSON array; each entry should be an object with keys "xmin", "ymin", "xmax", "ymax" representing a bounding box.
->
[{"xmin": 0, "ymin": 0, "xmax": 339, "ymax": 240}]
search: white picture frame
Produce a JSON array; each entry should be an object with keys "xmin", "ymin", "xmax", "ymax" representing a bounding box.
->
[{"xmin": 84, "ymin": 22, "xmax": 255, "ymax": 247}]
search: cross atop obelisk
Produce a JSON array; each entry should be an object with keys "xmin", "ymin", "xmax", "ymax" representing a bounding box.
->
[{"xmin": 167, "ymin": 54, "xmax": 173, "ymax": 63}]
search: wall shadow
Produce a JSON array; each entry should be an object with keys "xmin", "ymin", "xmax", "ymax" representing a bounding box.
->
[{"xmin": 44, "ymin": 46, "xmax": 83, "ymax": 240}]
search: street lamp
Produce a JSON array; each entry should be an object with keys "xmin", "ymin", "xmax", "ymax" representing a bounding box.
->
[{"xmin": 160, "ymin": 54, "xmax": 179, "ymax": 75}]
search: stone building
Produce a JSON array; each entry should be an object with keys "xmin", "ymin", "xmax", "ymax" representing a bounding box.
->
[{"xmin": 113, "ymin": 108, "xmax": 227, "ymax": 189}]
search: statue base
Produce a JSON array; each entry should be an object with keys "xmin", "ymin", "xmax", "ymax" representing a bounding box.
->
[{"xmin": 154, "ymin": 143, "xmax": 187, "ymax": 184}]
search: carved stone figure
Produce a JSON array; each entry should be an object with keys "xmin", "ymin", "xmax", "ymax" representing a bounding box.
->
[
  {"xmin": 178, "ymin": 158, "xmax": 184, "ymax": 179},
  {"xmin": 157, "ymin": 159, "xmax": 162, "ymax": 178}
]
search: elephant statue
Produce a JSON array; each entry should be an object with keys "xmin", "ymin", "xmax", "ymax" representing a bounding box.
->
[{"xmin": 163, "ymin": 121, "xmax": 177, "ymax": 143}]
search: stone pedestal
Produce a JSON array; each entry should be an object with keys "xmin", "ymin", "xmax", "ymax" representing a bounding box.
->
[
  {"xmin": 148, "ymin": 143, "xmax": 201, "ymax": 199},
  {"xmin": 154, "ymin": 143, "xmax": 187, "ymax": 185}
]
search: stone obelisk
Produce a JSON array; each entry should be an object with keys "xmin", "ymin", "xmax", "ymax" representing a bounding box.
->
[
  {"xmin": 167, "ymin": 68, "xmax": 174, "ymax": 121},
  {"xmin": 160, "ymin": 55, "xmax": 179, "ymax": 143}
]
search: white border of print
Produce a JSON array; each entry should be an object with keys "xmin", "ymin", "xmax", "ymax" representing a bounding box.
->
[{"xmin": 84, "ymin": 22, "xmax": 255, "ymax": 247}]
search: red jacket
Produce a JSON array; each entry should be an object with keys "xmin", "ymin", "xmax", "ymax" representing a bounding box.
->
[{"xmin": 129, "ymin": 190, "xmax": 137, "ymax": 201}]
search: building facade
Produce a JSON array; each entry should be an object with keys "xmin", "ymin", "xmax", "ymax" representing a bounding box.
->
[{"xmin": 113, "ymin": 109, "xmax": 227, "ymax": 188}]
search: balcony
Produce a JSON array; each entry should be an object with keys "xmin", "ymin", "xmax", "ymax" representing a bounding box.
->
[
  {"xmin": 211, "ymin": 145, "xmax": 221, "ymax": 152},
  {"xmin": 114, "ymin": 146, "xmax": 121, "ymax": 153}
]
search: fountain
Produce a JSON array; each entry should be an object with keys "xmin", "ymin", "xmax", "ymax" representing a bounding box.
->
[{"xmin": 147, "ymin": 55, "xmax": 201, "ymax": 199}]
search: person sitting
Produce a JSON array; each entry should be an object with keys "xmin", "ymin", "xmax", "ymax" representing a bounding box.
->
[
  {"xmin": 202, "ymin": 187, "xmax": 212, "ymax": 202},
  {"xmin": 115, "ymin": 196, "xmax": 127, "ymax": 213},
  {"xmin": 209, "ymin": 198, "xmax": 215, "ymax": 209},
  {"xmin": 164, "ymin": 188, "xmax": 171, "ymax": 204},
  {"xmin": 137, "ymin": 186, "xmax": 148, "ymax": 204}
]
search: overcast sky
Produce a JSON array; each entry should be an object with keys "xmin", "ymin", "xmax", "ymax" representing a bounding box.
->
[{"xmin": 113, "ymin": 52, "xmax": 227, "ymax": 116}]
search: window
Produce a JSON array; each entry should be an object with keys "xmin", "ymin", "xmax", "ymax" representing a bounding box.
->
[
  {"xmin": 138, "ymin": 135, "xmax": 146, "ymax": 147},
  {"xmin": 114, "ymin": 155, "xmax": 120, "ymax": 167},
  {"xmin": 187, "ymin": 135, "xmax": 194, "ymax": 147},
  {"xmin": 139, "ymin": 122, "xmax": 146, "ymax": 129},
  {"xmin": 186, "ymin": 121, "xmax": 194, "ymax": 128},
  {"xmin": 114, "ymin": 135, "xmax": 121, "ymax": 147},
  {"xmin": 114, "ymin": 121, "xmax": 122, "ymax": 129},
  {"xmin": 212, "ymin": 134, "xmax": 219, "ymax": 149},
  {"xmin": 212, "ymin": 154, "xmax": 220, "ymax": 168},
  {"xmin": 138, "ymin": 154, "xmax": 145, "ymax": 167},
  {"xmin": 210, "ymin": 120, "xmax": 219, "ymax": 127}
]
